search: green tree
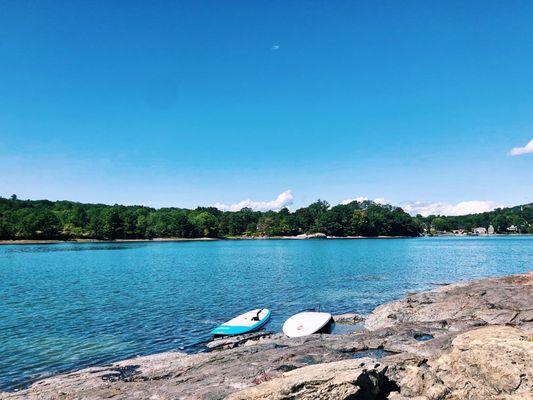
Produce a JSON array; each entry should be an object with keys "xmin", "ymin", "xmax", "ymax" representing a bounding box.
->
[
  {"xmin": 190, "ymin": 212, "xmax": 219, "ymax": 237},
  {"xmin": 103, "ymin": 207, "xmax": 124, "ymax": 239},
  {"xmin": 16, "ymin": 209, "xmax": 61, "ymax": 239},
  {"xmin": 431, "ymin": 217, "xmax": 451, "ymax": 232},
  {"xmin": 0, "ymin": 219, "xmax": 14, "ymax": 239}
]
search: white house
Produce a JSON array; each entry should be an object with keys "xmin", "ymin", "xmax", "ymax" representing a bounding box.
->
[
  {"xmin": 473, "ymin": 227, "xmax": 487, "ymax": 235},
  {"xmin": 488, "ymin": 225, "xmax": 495, "ymax": 235}
]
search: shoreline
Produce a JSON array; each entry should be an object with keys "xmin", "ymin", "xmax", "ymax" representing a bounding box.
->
[
  {"xmin": 0, "ymin": 237, "xmax": 221, "ymax": 246},
  {"xmin": 0, "ymin": 236, "xmax": 414, "ymax": 246},
  {"xmin": 1, "ymin": 234, "xmax": 531, "ymax": 246},
  {"xmin": 2, "ymin": 271, "xmax": 532, "ymax": 398}
]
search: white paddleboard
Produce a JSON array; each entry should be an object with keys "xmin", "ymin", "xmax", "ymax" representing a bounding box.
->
[
  {"xmin": 282, "ymin": 311, "xmax": 333, "ymax": 338},
  {"xmin": 211, "ymin": 308, "xmax": 271, "ymax": 336}
]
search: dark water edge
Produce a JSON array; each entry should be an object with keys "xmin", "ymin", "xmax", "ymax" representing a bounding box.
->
[{"xmin": 0, "ymin": 237, "xmax": 221, "ymax": 245}]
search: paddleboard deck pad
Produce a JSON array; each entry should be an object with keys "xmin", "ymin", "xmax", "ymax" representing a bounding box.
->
[
  {"xmin": 211, "ymin": 308, "xmax": 271, "ymax": 336},
  {"xmin": 282, "ymin": 311, "xmax": 333, "ymax": 338}
]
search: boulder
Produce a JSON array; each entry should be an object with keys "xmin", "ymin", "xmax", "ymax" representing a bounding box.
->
[
  {"xmin": 391, "ymin": 325, "xmax": 533, "ymax": 399},
  {"xmin": 295, "ymin": 233, "xmax": 327, "ymax": 239},
  {"xmin": 226, "ymin": 358, "xmax": 395, "ymax": 400}
]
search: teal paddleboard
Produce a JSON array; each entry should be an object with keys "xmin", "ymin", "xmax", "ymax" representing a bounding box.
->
[{"xmin": 211, "ymin": 308, "xmax": 271, "ymax": 336}]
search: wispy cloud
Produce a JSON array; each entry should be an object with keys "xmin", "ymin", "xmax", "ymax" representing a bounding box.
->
[
  {"xmin": 271, "ymin": 44, "xmax": 280, "ymax": 51},
  {"xmin": 214, "ymin": 190, "xmax": 294, "ymax": 212},
  {"xmin": 341, "ymin": 196, "xmax": 387, "ymax": 205},
  {"xmin": 215, "ymin": 191, "xmax": 503, "ymax": 217},
  {"xmin": 400, "ymin": 200, "xmax": 502, "ymax": 217},
  {"xmin": 508, "ymin": 139, "xmax": 533, "ymax": 156}
]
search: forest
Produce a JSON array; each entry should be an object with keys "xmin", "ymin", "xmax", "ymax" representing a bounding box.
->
[
  {"xmin": 1, "ymin": 195, "xmax": 531, "ymax": 241},
  {"xmin": 419, "ymin": 203, "xmax": 533, "ymax": 234},
  {"xmin": 0, "ymin": 195, "xmax": 421, "ymax": 240}
]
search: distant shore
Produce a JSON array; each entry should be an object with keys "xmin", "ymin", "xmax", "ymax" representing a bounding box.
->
[
  {"xmin": 0, "ymin": 235, "xmax": 417, "ymax": 246},
  {"xmin": 3, "ymin": 234, "xmax": 532, "ymax": 246}
]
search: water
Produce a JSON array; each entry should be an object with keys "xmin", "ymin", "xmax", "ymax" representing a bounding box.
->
[{"xmin": 0, "ymin": 236, "xmax": 531, "ymax": 391}]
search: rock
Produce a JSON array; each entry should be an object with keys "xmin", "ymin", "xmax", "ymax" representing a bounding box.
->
[
  {"xmin": 306, "ymin": 233, "xmax": 327, "ymax": 239},
  {"xmin": 226, "ymin": 358, "xmax": 395, "ymax": 400},
  {"xmin": 2, "ymin": 334, "xmax": 382, "ymax": 400},
  {"xmin": 434, "ymin": 326, "xmax": 532, "ymax": 399},
  {"xmin": 365, "ymin": 272, "xmax": 533, "ymax": 332},
  {"xmin": 295, "ymin": 233, "xmax": 327, "ymax": 239},
  {"xmin": 333, "ymin": 313, "xmax": 364, "ymax": 325},
  {"xmin": 391, "ymin": 325, "xmax": 533, "ymax": 399},
  {"xmin": 206, "ymin": 331, "xmax": 273, "ymax": 350}
]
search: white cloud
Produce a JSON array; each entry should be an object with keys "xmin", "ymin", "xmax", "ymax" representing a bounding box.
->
[
  {"xmin": 341, "ymin": 196, "xmax": 387, "ymax": 205},
  {"xmin": 508, "ymin": 139, "xmax": 533, "ymax": 156},
  {"xmin": 214, "ymin": 191, "xmax": 503, "ymax": 217},
  {"xmin": 271, "ymin": 44, "xmax": 280, "ymax": 51},
  {"xmin": 214, "ymin": 190, "xmax": 294, "ymax": 212},
  {"xmin": 400, "ymin": 200, "xmax": 502, "ymax": 217}
]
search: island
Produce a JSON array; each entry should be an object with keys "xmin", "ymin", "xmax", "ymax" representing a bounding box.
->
[{"xmin": 1, "ymin": 196, "xmax": 531, "ymax": 243}]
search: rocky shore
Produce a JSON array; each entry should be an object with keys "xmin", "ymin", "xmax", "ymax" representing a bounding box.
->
[
  {"xmin": 2, "ymin": 272, "xmax": 532, "ymax": 400},
  {"xmin": 0, "ymin": 234, "xmax": 410, "ymax": 245}
]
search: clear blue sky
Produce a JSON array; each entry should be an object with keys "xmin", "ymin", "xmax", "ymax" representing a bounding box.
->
[{"xmin": 1, "ymin": 1, "xmax": 532, "ymax": 214}]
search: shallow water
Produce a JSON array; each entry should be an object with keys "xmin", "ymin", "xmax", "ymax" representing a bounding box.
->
[{"xmin": 0, "ymin": 236, "xmax": 531, "ymax": 391}]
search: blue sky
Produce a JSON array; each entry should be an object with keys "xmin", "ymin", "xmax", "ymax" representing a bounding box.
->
[{"xmin": 0, "ymin": 1, "xmax": 532, "ymax": 215}]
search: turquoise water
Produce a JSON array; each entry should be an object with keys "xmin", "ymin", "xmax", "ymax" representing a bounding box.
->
[{"xmin": 1, "ymin": 237, "xmax": 531, "ymax": 391}]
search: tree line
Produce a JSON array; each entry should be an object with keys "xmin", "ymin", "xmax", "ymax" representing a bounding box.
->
[
  {"xmin": 0, "ymin": 195, "xmax": 421, "ymax": 240},
  {"xmin": 417, "ymin": 203, "xmax": 533, "ymax": 234}
]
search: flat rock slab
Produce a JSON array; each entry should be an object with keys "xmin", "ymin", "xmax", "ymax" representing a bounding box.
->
[{"xmin": 365, "ymin": 272, "xmax": 533, "ymax": 333}]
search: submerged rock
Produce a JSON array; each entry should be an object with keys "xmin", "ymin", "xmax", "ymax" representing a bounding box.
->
[{"xmin": 1, "ymin": 272, "xmax": 531, "ymax": 400}]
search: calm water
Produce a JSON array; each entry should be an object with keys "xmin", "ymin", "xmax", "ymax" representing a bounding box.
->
[{"xmin": 1, "ymin": 237, "xmax": 532, "ymax": 391}]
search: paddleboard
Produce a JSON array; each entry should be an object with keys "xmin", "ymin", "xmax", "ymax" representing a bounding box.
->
[
  {"xmin": 211, "ymin": 308, "xmax": 271, "ymax": 336},
  {"xmin": 282, "ymin": 311, "xmax": 333, "ymax": 338}
]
